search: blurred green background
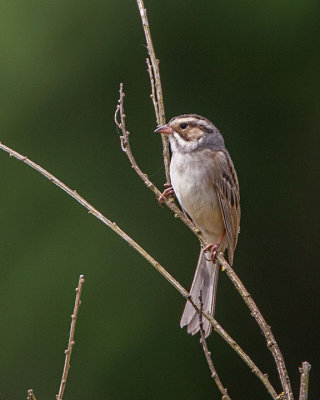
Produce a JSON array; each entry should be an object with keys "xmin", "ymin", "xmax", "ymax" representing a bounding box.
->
[{"xmin": 0, "ymin": 1, "xmax": 319, "ymax": 399}]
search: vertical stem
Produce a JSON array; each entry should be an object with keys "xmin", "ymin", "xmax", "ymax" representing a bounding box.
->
[
  {"xmin": 56, "ymin": 275, "xmax": 85, "ymax": 400},
  {"xmin": 136, "ymin": 0, "xmax": 171, "ymax": 183},
  {"xmin": 299, "ymin": 362, "xmax": 311, "ymax": 400},
  {"xmin": 198, "ymin": 292, "xmax": 231, "ymax": 399}
]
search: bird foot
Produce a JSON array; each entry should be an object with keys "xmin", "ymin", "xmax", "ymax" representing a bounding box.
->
[
  {"xmin": 204, "ymin": 243, "xmax": 220, "ymax": 262},
  {"xmin": 203, "ymin": 230, "xmax": 226, "ymax": 262},
  {"xmin": 158, "ymin": 183, "xmax": 175, "ymax": 205}
]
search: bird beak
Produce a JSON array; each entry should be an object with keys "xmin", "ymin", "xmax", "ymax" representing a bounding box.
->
[{"xmin": 154, "ymin": 124, "xmax": 174, "ymax": 134}]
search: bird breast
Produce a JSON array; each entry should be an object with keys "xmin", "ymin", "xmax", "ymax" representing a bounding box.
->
[{"xmin": 170, "ymin": 151, "xmax": 225, "ymax": 243}]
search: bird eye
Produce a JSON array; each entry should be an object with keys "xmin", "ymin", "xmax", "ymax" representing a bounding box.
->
[{"xmin": 179, "ymin": 123, "xmax": 188, "ymax": 129}]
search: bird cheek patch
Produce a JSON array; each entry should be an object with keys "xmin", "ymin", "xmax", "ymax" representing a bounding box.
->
[{"xmin": 188, "ymin": 127, "xmax": 203, "ymax": 141}]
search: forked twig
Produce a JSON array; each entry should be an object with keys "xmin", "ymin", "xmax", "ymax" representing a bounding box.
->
[
  {"xmin": 114, "ymin": 83, "xmax": 205, "ymax": 246},
  {"xmin": 136, "ymin": 0, "xmax": 171, "ymax": 183},
  {"xmin": 0, "ymin": 140, "xmax": 277, "ymax": 399},
  {"xmin": 198, "ymin": 292, "xmax": 231, "ymax": 400},
  {"xmin": 299, "ymin": 362, "xmax": 311, "ymax": 400},
  {"xmin": 56, "ymin": 275, "xmax": 85, "ymax": 400}
]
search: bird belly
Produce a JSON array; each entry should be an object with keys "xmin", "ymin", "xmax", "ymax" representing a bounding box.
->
[{"xmin": 170, "ymin": 153, "xmax": 225, "ymax": 244}]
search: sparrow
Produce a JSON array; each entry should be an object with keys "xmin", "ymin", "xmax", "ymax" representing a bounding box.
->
[{"xmin": 155, "ymin": 114, "xmax": 240, "ymax": 337}]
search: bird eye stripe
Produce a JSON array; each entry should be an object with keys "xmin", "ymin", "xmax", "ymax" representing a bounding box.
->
[{"xmin": 173, "ymin": 117, "xmax": 197, "ymax": 125}]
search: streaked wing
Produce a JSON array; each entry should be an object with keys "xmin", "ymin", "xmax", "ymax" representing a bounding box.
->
[{"xmin": 210, "ymin": 150, "xmax": 240, "ymax": 265}]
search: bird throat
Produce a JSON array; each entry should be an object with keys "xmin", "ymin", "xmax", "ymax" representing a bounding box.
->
[{"xmin": 169, "ymin": 133, "xmax": 201, "ymax": 153}]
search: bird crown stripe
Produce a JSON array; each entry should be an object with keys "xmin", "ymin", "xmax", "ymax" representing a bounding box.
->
[{"xmin": 171, "ymin": 116, "xmax": 213, "ymax": 130}]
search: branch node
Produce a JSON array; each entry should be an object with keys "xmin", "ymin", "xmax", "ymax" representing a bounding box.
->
[{"xmin": 267, "ymin": 340, "xmax": 275, "ymax": 348}]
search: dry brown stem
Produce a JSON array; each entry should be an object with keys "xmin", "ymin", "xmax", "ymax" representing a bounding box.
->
[
  {"xmin": 146, "ymin": 58, "xmax": 159, "ymax": 122},
  {"xmin": 198, "ymin": 292, "xmax": 231, "ymax": 400},
  {"xmin": 136, "ymin": 0, "xmax": 171, "ymax": 183},
  {"xmin": 298, "ymin": 362, "xmax": 311, "ymax": 400},
  {"xmin": 56, "ymin": 275, "xmax": 85, "ymax": 400}
]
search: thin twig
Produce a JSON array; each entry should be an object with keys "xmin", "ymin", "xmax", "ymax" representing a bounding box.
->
[
  {"xmin": 218, "ymin": 255, "xmax": 293, "ymax": 400},
  {"xmin": 114, "ymin": 83, "xmax": 206, "ymax": 246},
  {"xmin": 198, "ymin": 292, "xmax": 231, "ymax": 400},
  {"xmin": 56, "ymin": 275, "xmax": 85, "ymax": 400},
  {"xmin": 299, "ymin": 362, "xmax": 311, "ymax": 400},
  {"xmin": 0, "ymin": 142, "xmax": 277, "ymax": 399},
  {"xmin": 27, "ymin": 389, "xmax": 37, "ymax": 400},
  {"xmin": 146, "ymin": 58, "xmax": 160, "ymax": 123},
  {"xmin": 136, "ymin": 0, "xmax": 171, "ymax": 183}
]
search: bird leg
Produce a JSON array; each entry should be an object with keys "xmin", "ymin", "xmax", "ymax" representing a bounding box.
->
[
  {"xmin": 158, "ymin": 183, "xmax": 175, "ymax": 204},
  {"xmin": 204, "ymin": 230, "xmax": 226, "ymax": 262}
]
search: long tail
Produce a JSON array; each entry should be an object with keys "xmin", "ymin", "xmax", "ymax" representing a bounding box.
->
[{"xmin": 180, "ymin": 249, "xmax": 219, "ymax": 338}]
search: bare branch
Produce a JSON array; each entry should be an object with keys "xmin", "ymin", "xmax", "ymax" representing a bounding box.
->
[
  {"xmin": 146, "ymin": 58, "xmax": 160, "ymax": 123},
  {"xmin": 299, "ymin": 362, "xmax": 311, "ymax": 400},
  {"xmin": 136, "ymin": 0, "xmax": 171, "ymax": 183},
  {"xmin": 27, "ymin": 389, "xmax": 37, "ymax": 400},
  {"xmin": 114, "ymin": 83, "xmax": 205, "ymax": 246},
  {"xmin": 56, "ymin": 275, "xmax": 85, "ymax": 400},
  {"xmin": 0, "ymin": 141, "xmax": 277, "ymax": 399},
  {"xmin": 198, "ymin": 292, "xmax": 231, "ymax": 400},
  {"xmin": 218, "ymin": 255, "xmax": 293, "ymax": 400}
]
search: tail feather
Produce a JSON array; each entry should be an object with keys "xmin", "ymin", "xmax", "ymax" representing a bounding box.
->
[{"xmin": 180, "ymin": 249, "xmax": 219, "ymax": 338}]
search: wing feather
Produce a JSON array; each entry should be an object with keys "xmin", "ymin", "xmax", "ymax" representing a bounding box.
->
[{"xmin": 211, "ymin": 150, "xmax": 240, "ymax": 265}]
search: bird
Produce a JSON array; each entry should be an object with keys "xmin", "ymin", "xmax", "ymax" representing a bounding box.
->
[{"xmin": 154, "ymin": 114, "xmax": 240, "ymax": 337}]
